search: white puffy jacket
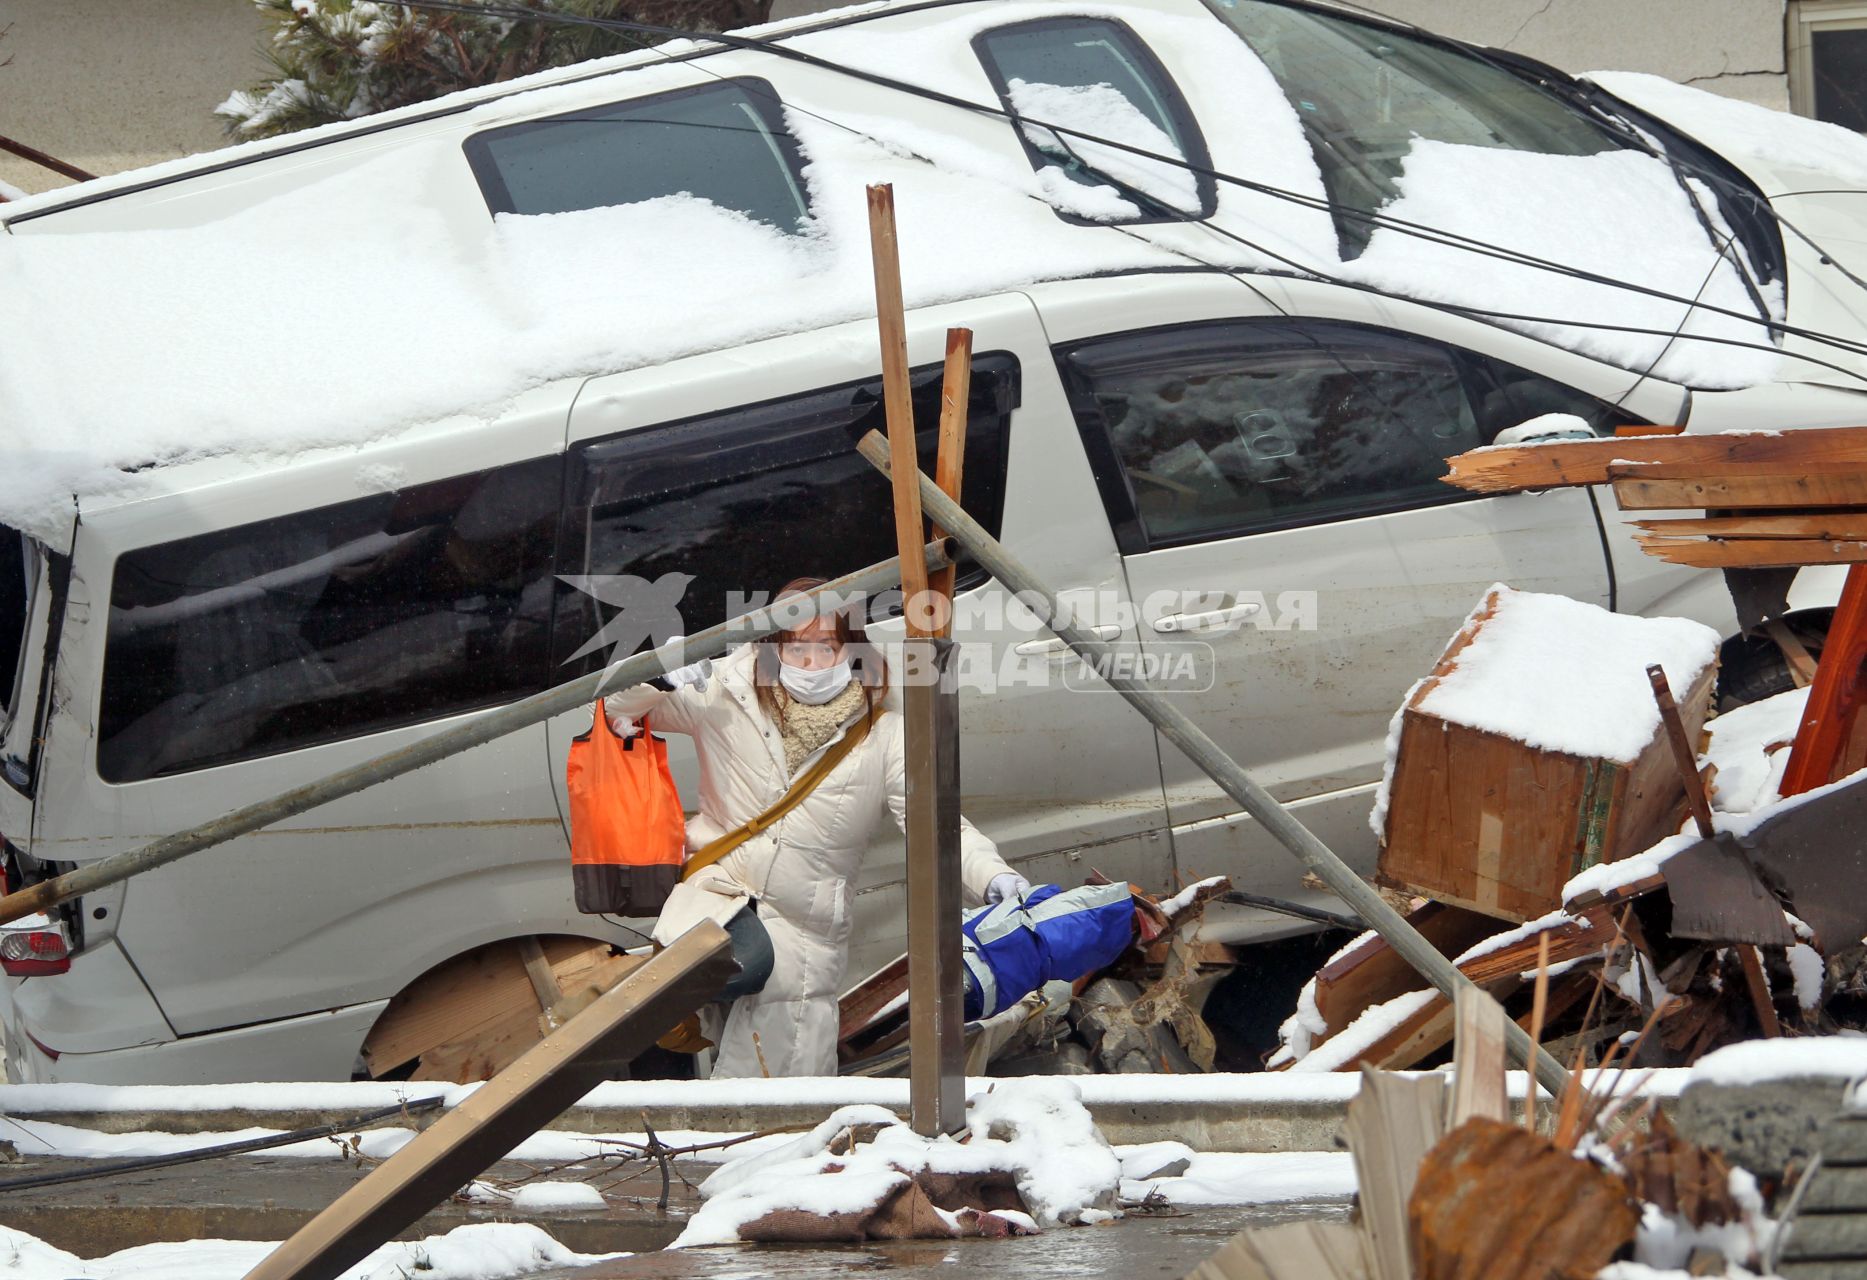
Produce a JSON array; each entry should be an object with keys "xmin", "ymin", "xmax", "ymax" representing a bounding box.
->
[{"xmin": 604, "ymin": 644, "xmax": 1013, "ymax": 1078}]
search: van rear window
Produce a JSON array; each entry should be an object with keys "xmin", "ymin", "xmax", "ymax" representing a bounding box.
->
[
  {"xmin": 98, "ymin": 458, "xmax": 562, "ymax": 783},
  {"xmin": 463, "ymin": 78, "xmax": 810, "ymax": 230}
]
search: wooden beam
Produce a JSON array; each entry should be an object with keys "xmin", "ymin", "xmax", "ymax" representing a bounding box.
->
[
  {"xmin": 1632, "ymin": 512, "xmax": 1867, "ymax": 540},
  {"xmin": 1634, "ymin": 536, "xmax": 1867, "ymax": 568},
  {"xmin": 1442, "ymin": 426, "xmax": 1867, "ymax": 495},
  {"xmin": 1783, "ymin": 562, "xmax": 1867, "ymax": 795},
  {"xmin": 1611, "ymin": 463, "xmax": 1867, "ymax": 511},
  {"xmin": 926, "ymin": 327, "xmax": 973, "ymax": 634},
  {"xmin": 866, "ymin": 184, "xmax": 932, "ymax": 637},
  {"xmin": 246, "ymin": 922, "xmax": 734, "ymax": 1280}
]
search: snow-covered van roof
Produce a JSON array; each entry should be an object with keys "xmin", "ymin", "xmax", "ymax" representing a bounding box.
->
[{"xmin": 2, "ymin": 0, "xmax": 1862, "ymax": 542}]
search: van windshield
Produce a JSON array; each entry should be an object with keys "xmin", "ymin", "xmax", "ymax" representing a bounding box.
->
[
  {"xmin": 1201, "ymin": 0, "xmax": 1629, "ymax": 256},
  {"xmin": 0, "ymin": 529, "xmax": 31, "ymax": 722}
]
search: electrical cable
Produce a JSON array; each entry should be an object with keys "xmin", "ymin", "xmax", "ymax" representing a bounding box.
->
[{"xmin": 0, "ymin": 1095, "xmax": 446, "ymax": 1192}]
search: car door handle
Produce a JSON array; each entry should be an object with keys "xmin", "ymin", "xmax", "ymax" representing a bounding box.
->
[
  {"xmin": 1152, "ymin": 599, "xmax": 1262, "ymax": 632},
  {"xmin": 1014, "ymin": 624, "xmax": 1121, "ymax": 656}
]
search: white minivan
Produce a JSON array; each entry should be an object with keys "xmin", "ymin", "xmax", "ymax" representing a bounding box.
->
[{"xmin": 3, "ymin": 0, "xmax": 1865, "ymax": 1082}]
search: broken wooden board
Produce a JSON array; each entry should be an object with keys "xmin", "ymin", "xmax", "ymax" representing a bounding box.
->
[
  {"xmin": 1188, "ymin": 1220, "xmax": 1372, "ymax": 1280},
  {"xmin": 1349, "ymin": 1068, "xmax": 1446, "ymax": 1280},
  {"xmin": 1634, "ymin": 512, "xmax": 1867, "ymax": 540},
  {"xmin": 1441, "ymin": 425, "xmax": 1867, "ymax": 495},
  {"xmin": 247, "ymin": 922, "xmax": 735, "ymax": 1280},
  {"xmin": 1379, "ymin": 589, "xmax": 1715, "ymax": 922},
  {"xmin": 1634, "ymin": 535, "xmax": 1867, "ymax": 569},
  {"xmin": 1312, "ymin": 903, "xmax": 1503, "ymax": 1041},
  {"xmin": 1448, "ymin": 986, "xmax": 1510, "ymax": 1129},
  {"xmin": 361, "ymin": 935, "xmax": 640, "ymax": 1081},
  {"xmin": 1610, "ymin": 462, "xmax": 1867, "ymax": 511}
]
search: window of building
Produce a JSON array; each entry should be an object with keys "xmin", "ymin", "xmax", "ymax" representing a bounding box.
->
[
  {"xmin": 99, "ymin": 458, "xmax": 563, "ymax": 783},
  {"xmin": 1202, "ymin": 0, "xmax": 1632, "ymax": 257},
  {"xmin": 555, "ymin": 356, "xmax": 1020, "ymax": 674},
  {"xmin": 1791, "ymin": 2, "xmax": 1867, "ymax": 130},
  {"xmin": 973, "ymin": 17, "xmax": 1216, "ymax": 221},
  {"xmin": 1061, "ymin": 319, "xmax": 1630, "ymax": 552},
  {"xmin": 464, "ymin": 78, "xmax": 811, "ymax": 229}
]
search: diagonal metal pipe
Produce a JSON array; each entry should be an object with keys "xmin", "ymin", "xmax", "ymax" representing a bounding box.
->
[
  {"xmin": 0, "ymin": 543, "xmax": 951, "ymax": 928},
  {"xmin": 855, "ymin": 430, "xmax": 1573, "ymax": 1099}
]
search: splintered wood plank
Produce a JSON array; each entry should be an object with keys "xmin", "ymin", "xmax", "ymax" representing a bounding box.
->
[
  {"xmin": 1457, "ymin": 917, "xmax": 1604, "ymax": 986},
  {"xmin": 1634, "ymin": 535, "xmax": 1867, "ymax": 568},
  {"xmin": 1449, "ymin": 985, "xmax": 1510, "ymax": 1128},
  {"xmin": 1610, "ymin": 463, "xmax": 1867, "ymax": 511},
  {"xmin": 1312, "ymin": 903, "xmax": 1503, "ymax": 1036},
  {"xmin": 1442, "ymin": 426, "xmax": 1867, "ymax": 494},
  {"xmin": 839, "ymin": 953, "xmax": 909, "ymax": 1042},
  {"xmin": 1346, "ymin": 1068, "xmax": 1446, "ymax": 1280},
  {"xmin": 1633, "ymin": 512, "xmax": 1867, "ymax": 540}
]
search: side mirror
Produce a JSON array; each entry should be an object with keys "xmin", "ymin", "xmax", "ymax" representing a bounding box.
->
[{"xmin": 1490, "ymin": 413, "xmax": 1597, "ymax": 448}]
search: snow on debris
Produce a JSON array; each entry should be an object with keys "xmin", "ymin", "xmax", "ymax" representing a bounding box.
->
[
  {"xmin": 1120, "ymin": 1150, "xmax": 1355, "ymax": 1207},
  {"xmin": 1703, "ymin": 685, "xmax": 1809, "ymax": 813},
  {"xmin": 1691, "ymin": 1035, "xmax": 1867, "ymax": 1086},
  {"xmin": 0, "ymin": 1222, "xmax": 618, "ymax": 1280},
  {"xmin": 678, "ymin": 1081, "xmax": 1120, "ymax": 1245},
  {"xmin": 1288, "ymin": 988, "xmax": 1439, "ymax": 1074},
  {"xmin": 0, "ymin": 5, "xmax": 1816, "ymax": 538},
  {"xmin": 1413, "ymin": 586, "xmax": 1721, "ymax": 764},
  {"xmin": 508, "ymin": 1181, "xmax": 608, "ymax": 1212}
]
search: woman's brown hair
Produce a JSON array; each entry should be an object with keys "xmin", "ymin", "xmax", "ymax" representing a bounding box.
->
[{"xmin": 753, "ymin": 577, "xmax": 888, "ymax": 728}]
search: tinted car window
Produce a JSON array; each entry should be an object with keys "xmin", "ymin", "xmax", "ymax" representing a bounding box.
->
[
  {"xmin": 464, "ymin": 78, "xmax": 810, "ymax": 230},
  {"xmin": 1203, "ymin": 0, "xmax": 1628, "ymax": 256},
  {"xmin": 0, "ymin": 531, "xmax": 28, "ymax": 719},
  {"xmin": 1062, "ymin": 320, "xmax": 1629, "ymax": 551},
  {"xmin": 100, "ymin": 458, "xmax": 562, "ymax": 783},
  {"xmin": 974, "ymin": 18, "xmax": 1215, "ymax": 220},
  {"xmin": 555, "ymin": 356, "xmax": 1019, "ymax": 674}
]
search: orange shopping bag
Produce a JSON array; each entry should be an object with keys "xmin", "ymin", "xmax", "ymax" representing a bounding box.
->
[{"xmin": 565, "ymin": 699, "xmax": 686, "ymax": 915}]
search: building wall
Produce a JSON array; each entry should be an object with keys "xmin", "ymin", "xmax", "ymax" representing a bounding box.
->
[
  {"xmin": 0, "ymin": 0, "xmax": 1802, "ymax": 199},
  {"xmin": 0, "ymin": 0, "xmax": 270, "ymax": 196}
]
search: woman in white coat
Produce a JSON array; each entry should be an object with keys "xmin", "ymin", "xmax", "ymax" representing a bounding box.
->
[{"xmin": 604, "ymin": 579, "xmax": 1026, "ymax": 1078}]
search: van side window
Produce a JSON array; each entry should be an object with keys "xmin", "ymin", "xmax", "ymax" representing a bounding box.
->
[
  {"xmin": 98, "ymin": 457, "xmax": 562, "ymax": 783},
  {"xmin": 555, "ymin": 356, "xmax": 1020, "ymax": 674},
  {"xmin": 1061, "ymin": 320, "xmax": 1626, "ymax": 552},
  {"xmin": 464, "ymin": 78, "xmax": 810, "ymax": 230},
  {"xmin": 973, "ymin": 17, "xmax": 1215, "ymax": 221}
]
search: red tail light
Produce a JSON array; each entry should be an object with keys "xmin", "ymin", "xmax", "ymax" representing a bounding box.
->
[{"xmin": 0, "ymin": 923, "xmax": 70, "ymax": 977}]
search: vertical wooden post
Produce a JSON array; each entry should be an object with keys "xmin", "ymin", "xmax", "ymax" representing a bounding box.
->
[
  {"xmin": 866, "ymin": 184, "xmax": 965, "ymax": 1135},
  {"xmin": 928, "ymin": 328, "xmax": 973, "ymax": 634}
]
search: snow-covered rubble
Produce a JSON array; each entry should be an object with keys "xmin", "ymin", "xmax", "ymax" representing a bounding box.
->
[{"xmin": 674, "ymin": 1079, "xmax": 1122, "ymax": 1246}]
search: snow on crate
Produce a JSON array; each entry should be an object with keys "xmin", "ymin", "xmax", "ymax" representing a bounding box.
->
[{"xmin": 674, "ymin": 1081, "xmax": 1120, "ymax": 1246}]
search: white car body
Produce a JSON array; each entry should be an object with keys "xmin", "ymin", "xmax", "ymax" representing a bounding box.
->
[{"xmin": 0, "ymin": 0, "xmax": 1862, "ymax": 1083}]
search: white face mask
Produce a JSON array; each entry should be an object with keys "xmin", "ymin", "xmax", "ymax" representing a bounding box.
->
[{"xmin": 780, "ymin": 659, "xmax": 852, "ymax": 705}]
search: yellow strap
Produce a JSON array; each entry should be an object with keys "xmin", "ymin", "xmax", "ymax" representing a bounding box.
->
[{"xmin": 679, "ymin": 704, "xmax": 880, "ymax": 883}]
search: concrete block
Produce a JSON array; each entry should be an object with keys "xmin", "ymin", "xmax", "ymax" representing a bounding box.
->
[{"xmin": 1672, "ymin": 1077, "xmax": 1852, "ymax": 1176}]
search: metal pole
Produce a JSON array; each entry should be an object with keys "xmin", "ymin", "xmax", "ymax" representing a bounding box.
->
[
  {"xmin": 855, "ymin": 432, "xmax": 1574, "ymax": 1100},
  {"xmin": 903, "ymin": 636, "xmax": 965, "ymax": 1134},
  {"xmin": 0, "ymin": 544, "xmax": 953, "ymax": 928}
]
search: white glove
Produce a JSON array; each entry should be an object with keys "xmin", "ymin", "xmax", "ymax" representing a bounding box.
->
[
  {"xmin": 987, "ymin": 872, "xmax": 1033, "ymax": 905},
  {"xmin": 607, "ymin": 712, "xmax": 639, "ymax": 738},
  {"xmin": 656, "ymin": 635, "xmax": 713, "ymax": 692}
]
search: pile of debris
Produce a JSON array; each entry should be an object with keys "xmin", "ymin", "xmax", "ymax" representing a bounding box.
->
[
  {"xmin": 836, "ymin": 874, "xmax": 1236, "ymax": 1077},
  {"xmin": 1274, "ymin": 422, "xmax": 1867, "ymax": 1078}
]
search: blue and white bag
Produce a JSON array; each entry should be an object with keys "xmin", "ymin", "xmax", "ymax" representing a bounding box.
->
[{"xmin": 960, "ymin": 882, "xmax": 1136, "ymax": 1021}]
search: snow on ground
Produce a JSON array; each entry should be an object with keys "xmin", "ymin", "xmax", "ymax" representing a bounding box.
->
[
  {"xmin": 1119, "ymin": 1151, "xmax": 1354, "ymax": 1207},
  {"xmin": 1414, "ymin": 586, "xmax": 1722, "ymax": 763},
  {"xmin": 510, "ymin": 1181, "xmax": 609, "ymax": 1212},
  {"xmin": 0, "ymin": 5, "xmax": 1818, "ymax": 538},
  {"xmin": 1690, "ymin": 1035, "xmax": 1867, "ymax": 1086},
  {"xmin": 0, "ymin": 1222, "xmax": 617, "ymax": 1280}
]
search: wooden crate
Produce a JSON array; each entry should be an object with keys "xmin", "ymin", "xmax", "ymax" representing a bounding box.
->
[{"xmin": 1377, "ymin": 592, "xmax": 1716, "ymax": 923}]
